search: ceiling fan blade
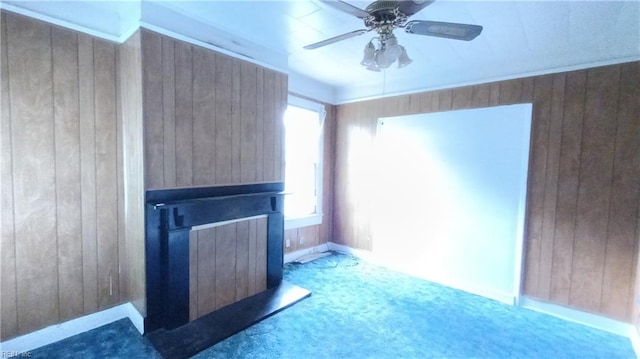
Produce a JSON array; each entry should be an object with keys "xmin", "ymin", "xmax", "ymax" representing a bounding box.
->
[
  {"xmin": 404, "ymin": 20, "xmax": 483, "ymax": 41},
  {"xmin": 319, "ymin": 0, "xmax": 370, "ymax": 19},
  {"xmin": 398, "ymin": 0, "xmax": 436, "ymax": 16},
  {"xmin": 304, "ymin": 29, "xmax": 369, "ymax": 50}
]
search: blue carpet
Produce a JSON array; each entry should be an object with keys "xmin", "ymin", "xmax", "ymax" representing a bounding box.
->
[{"xmin": 31, "ymin": 252, "xmax": 635, "ymax": 358}]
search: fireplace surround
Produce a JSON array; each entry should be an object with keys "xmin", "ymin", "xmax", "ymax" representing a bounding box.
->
[{"xmin": 144, "ymin": 182, "xmax": 310, "ymax": 358}]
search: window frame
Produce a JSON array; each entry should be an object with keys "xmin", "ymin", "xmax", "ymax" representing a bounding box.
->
[{"xmin": 283, "ymin": 95, "xmax": 325, "ymax": 230}]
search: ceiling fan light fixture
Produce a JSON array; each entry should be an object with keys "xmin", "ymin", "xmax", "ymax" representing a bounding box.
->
[
  {"xmin": 397, "ymin": 46, "xmax": 413, "ymax": 68},
  {"xmin": 384, "ymin": 35, "xmax": 402, "ymax": 59},
  {"xmin": 366, "ymin": 63, "xmax": 381, "ymax": 72},
  {"xmin": 360, "ymin": 41, "xmax": 376, "ymax": 66},
  {"xmin": 375, "ymin": 49, "xmax": 395, "ymax": 69},
  {"xmin": 306, "ymin": 0, "xmax": 484, "ymax": 72}
]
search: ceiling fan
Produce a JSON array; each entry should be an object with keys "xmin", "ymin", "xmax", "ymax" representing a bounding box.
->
[{"xmin": 304, "ymin": 0, "xmax": 483, "ymax": 71}]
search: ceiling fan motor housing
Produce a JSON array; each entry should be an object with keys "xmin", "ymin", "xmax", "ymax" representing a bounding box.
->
[
  {"xmin": 365, "ymin": 0, "xmax": 400, "ymax": 14},
  {"xmin": 364, "ymin": 0, "xmax": 408, "ymax": 31}
]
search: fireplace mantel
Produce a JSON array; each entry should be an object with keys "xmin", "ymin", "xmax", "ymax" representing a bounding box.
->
[{"xmin": 144, "ymin": 182, "xmax": 310, "ymax": 358}]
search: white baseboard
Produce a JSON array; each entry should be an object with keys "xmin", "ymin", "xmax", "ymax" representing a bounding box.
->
[
  {"xmin": 327, "ymin": 242, "xmax": 515, "ymax": 305},
  {"xmin": 0, "ymin": 302, "xmax": 144, "ymax": 354},
  {"xmin": 284, "ymin": 243, "xmax": 330, "ymax": 264},
  {"xmin": 327, "ymin": 242, "xmax": 377, "ymax": 262},
  {"xmin": 629, "ymin": 326, "xmax": 640, "ymax": 359},
  {"xmin": 519, "ymin": 296, "xmax": 633, "ymax": 337}
]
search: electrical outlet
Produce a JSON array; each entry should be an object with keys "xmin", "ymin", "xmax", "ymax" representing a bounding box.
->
[
  {"xmin": 286, "ymin": 239, "xmax": 291, "ymax": 248},
  {"xmin": 299, "ymin": 236, "xmax": 305, "ymax": 245}
]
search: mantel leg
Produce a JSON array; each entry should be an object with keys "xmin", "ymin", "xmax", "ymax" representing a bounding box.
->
[
  {"xmin": 266, "ymin": 212, "xmax": 284, "ymax": 288},
  {"xmin": 166, "ymin": 228, "xmax": 190, "ymax": 329}
]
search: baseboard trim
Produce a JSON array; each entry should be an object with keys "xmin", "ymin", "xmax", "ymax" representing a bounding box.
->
[
  {"xmin": 327, "ymin": 242, "xmax": 515, "ymax": 305},
  {"xmin": 327, "ymin": 242, "xmax": 377, "ymax": 262},
  {"xmin": 629, "ymin": 326, "xmax": 640, "ymax": 359},
  {"xmin": 284, "ymin": 243, "xmax": 330, "ymax": 264},
  {"xmin": 0, "ymin": 302, "xmax": 144, "ymax": 353},
  {"xmin": 519, "ymin": 296, "xmax": 633, "ymax": 337}
]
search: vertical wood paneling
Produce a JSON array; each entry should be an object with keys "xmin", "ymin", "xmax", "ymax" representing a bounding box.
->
[
  {"xmin": 333, "ymin": 105, "xmax": 352, "ymax": 246},
  {"xmin": 284, "ymin": 229, "xmax": 297, "ymax": 253},
  {"xmin": 523, "ymin": 75, "xmax": 553, "ymax": 295},
  {"xmin": 284, "ymin": 227, "xmax": 323, "ymax": 253},
  {"xmin": 520, "ymin": 77, "xmax": 535, "ymax": 102},
  {"xmin": 3, "ymin": 17, "xmax": 291, "ymax": 339},
  {"xmin": 408, "ymin": 93, "xmax": 421, "ymax": 114},
  {"xmin": 51, "ymin": 27, "xmax": 83, "ymax": 320},
  {"xmin": 119, "ymin": 30, "xmax": 146, "ymax": 315},
  {"xmin": 142, "ymin": 31, "xmax": 163, "ymax": 189},
  {"xmin": 235, "ymin": 221, "xmax": 250, "ymax": 300},
  {"xmin": 499, "ymin": 79, "xmax": 523, "ymax": 105},
  {"xmin": 94, "ymin": 40, "xmax": 119, "ymax": 309},
  {"xmin": 549, "ymin": 70, "xmax": 586, "ymax": 304},
  {"xmin": 438, "ymin": 89, "xmax": 453, "ymax": 111},
  {"xmin": 174, "ymin": 42, "xmax": 193, "ymax": 187},
  {"xmin": 471, "ymin": 84, "xmax": 490, "ymax": 108},
  {"xmin": 232, "ymin": 61, "xmax": 242, "ymax": 183},
  {"xmin": 262, "ymin": 70, "xmax": 276, "ymax": 181},
  {"xmin": 601, "ymin": 63, "xmax": 640, "ymax": 319},
  {"xmin": 116, "ymin": 34, "xmax": 127, "ymax": 306},
  {"xmin": 452, "ymin": 86, "xmax": 473, "ymax": 110},
  {"xmin": 569, "ymin": 66, "xmax": 619, "ymax": 312},
  {"xmin": 489, "ymin": 82, "xmax": 500, "ymax": 106},
  {"xmin": 138, "ymin": 32, "xmax": 288, "ymax": 320},
  {"xmin": 320, "ymin": 104, "xmax": 336, "ymax": 246},
  {"xmin": 190, "ymin": 218, "xmax": 268, "ymax": 319},
  {"xmin": 2, "ymin": 13, "xmax": 125, "ymax": 339},
  {"xmin": 334, "ymin": 61, "xmax": 640, "ymax": 322},
  {"xmin": 430, "ymin": 90, "xmax": 439, "ymax": 110},
  {"xmin": 255, "ymin": 67, "xmax": 264, "ymax": 182},
  {"xmin": 8, "ymin": 14, "xmax": 58, "ymax": 333},
  {"xmin": 162, "ymin": 37, "xmax": 176, "ymax": 188},
  {"xmin": 142, "ymin": 30, "xmax": 286, "ymax": 189},
  {"xmin": 536, "ymin": 74, "xmax": 566, "ymax": 300},
  {"xmin": 192, "ymin": 48, "xmax": 217, "ymax": 185},
  {"xmin": 215, "ymin": 55, "xmax": 233, "ymax": 184},
  {"xmin": 1, "ymin": 12, "xmax": 18, "ymax": 338},
  {"xmin": 78, "ymin": 34, "xmax": 98, "ymax": 315},
  {"xmin": 196, "ymin": 228, "xmax": 217, "ymax": 315},
  {"xmin": 275, "ymin": 72, "xmax": 286, "ymax": 181},
  {"xmin": 247, "ymin": 219, "xmax": 258, "ymax": 295},
  {"xmin": 239, "ymin": 63, "xmax": 257, "ymax": 182},
  {"xmin": 273, "ymin": 73, "xmax": 284, "ymax": 179},
  {"xmin": 214, "ymin": 224, "xmax": 237, "ymax": 309},
  {"xmin": 255, "ymin": 217, "xmax": 268, "ymax": 293}
]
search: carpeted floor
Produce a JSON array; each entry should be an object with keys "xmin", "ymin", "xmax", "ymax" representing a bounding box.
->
[{"xmin": 30, "ymin": 252, "xmax": 635, "ymax": 358}]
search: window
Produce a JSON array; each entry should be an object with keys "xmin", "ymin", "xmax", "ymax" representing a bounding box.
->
[{"xmin": 283, "ymin": 95, "xmax": 325, "ymax": 229}]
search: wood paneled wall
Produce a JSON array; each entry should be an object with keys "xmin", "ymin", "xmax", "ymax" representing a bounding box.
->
[
  {"xmin": 334, "ymin": 62, "xmax": 640, "ymax": 322},
  {"xmin": 118, "ymin": 30, "xmax": 146, "ymax": 315},
  {"xmin": 140, "ymin": 30, "xmax": 287, "ymax": 190},
  {"xmin": 189, "ymin": 217, "xmax": 267, "ymax": 320},
  {"xmin": 284, "ymin": 225, "xmax": 321, "ymax": 254},
  {"xmin": 1, "ymin": 12, "xmax": 125, "ymax": 339},
  {"xmin": 140, "ymin": 30, "xmax": 288, "ymax": 317}
]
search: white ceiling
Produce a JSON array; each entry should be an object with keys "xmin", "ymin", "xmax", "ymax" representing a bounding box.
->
[{"xmin": 2, "ymin": 0, "xmax": 639, "ymax": 104}]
